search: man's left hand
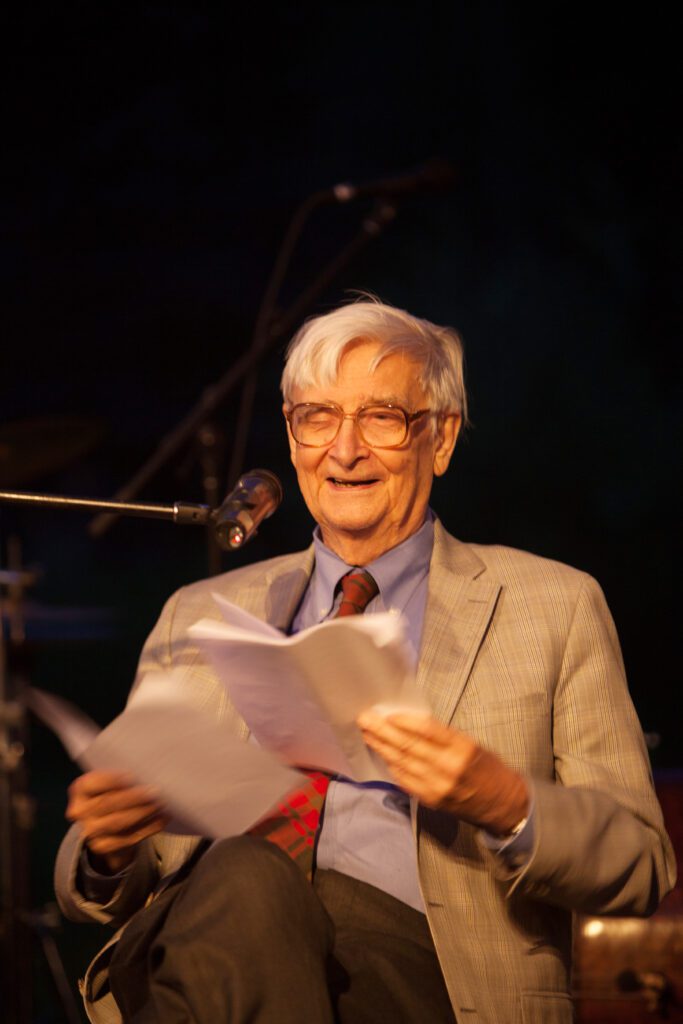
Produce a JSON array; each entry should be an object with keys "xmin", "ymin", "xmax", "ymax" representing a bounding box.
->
[{"xmin": 357, "ymin": 709, "xmax": 529, "ymax": 837}]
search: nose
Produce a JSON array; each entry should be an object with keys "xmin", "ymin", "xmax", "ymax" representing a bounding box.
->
[{"xmin": 328, "ymin": 414, "xmax": 369, "ymax": 465}]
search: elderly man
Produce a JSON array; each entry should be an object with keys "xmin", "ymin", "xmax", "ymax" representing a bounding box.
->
[{"xmin": 56, "ymin": 300, "xmax": 674, "ymax": 1024}]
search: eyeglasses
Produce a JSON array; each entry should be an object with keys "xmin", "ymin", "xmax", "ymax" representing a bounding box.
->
[{"xmin": 286, "ymin": 402, "xmax": 431, "ymax": 449}]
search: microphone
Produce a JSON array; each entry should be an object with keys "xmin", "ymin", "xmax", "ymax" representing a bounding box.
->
[
  {"xmin": 212, "ymin": 469, "xmax": 283, "ymax": 550},
  {"xmin": 330, "ymin": 159, "xmax": 455, "ymax": 203}
]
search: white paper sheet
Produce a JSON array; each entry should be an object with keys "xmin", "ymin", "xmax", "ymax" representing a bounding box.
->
[
  {"xmin": 189, "ymin": 596, "xmax": 430, "ymax": 782},
  {"xmin": 28, "ymin": 598, "xmax": 431, "ymax": 838},
  {"xmin": 28, "ymin": 678, "xmax": 303, "ymax": 837},
  {"xmin": 26, "ymin": 686, "xmax": 100, "ymax": 760}
]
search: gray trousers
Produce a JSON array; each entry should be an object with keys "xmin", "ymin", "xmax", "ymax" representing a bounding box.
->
[{"xmin": 108, "ymin": 836, "xmax": 456, "ymax": 1023}]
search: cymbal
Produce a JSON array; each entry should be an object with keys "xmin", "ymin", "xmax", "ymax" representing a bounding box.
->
[{"xmin": 0, "ymin": 415, "xmax": 104, "ymax": 486}]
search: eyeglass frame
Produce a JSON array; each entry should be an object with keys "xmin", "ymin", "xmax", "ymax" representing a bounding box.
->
[{"xmin": 285, "ymin": 401, "xmax": 433, "ymax": 449}]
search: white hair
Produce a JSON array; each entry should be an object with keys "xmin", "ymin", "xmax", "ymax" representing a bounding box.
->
[{"xmin": 281, "ymin": 298, "xmax": 468, "ymax": 421}]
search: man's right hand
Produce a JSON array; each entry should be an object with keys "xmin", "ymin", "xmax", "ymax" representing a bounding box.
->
[{"xmin": 67, "ymin": 771, "xmax": 169, "ymax": 875}]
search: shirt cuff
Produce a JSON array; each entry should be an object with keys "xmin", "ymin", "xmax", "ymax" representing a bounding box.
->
[
  {"xmin": 479, "ymin": 792, "xmax": 536, "ymax": 871},
  {"xmin": 78, "ymin": 848, "xmax": 131, "ymax": 903}
]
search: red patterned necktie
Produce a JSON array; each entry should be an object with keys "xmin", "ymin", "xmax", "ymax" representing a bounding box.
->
[
  {"xmin": 250, "ymin": 569, "xmax": 379, "ymax": 878},
  {"xmin": 336, "ymin": 569, "xmax": 380, "ymax": 617}
]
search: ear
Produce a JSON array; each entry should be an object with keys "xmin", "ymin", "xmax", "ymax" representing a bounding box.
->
[
  {"xmin": 283, "ymin": 404, "xmax": 297, "ymax": 466},
  {"xmin": 432, "ymin": 413, "xmax": 461, "ymax": 477}
]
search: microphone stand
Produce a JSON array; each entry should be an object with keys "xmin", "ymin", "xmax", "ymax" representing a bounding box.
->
[
  {"xmin": 88, "ymin": 197, "xmax": 397, "ymax": 574},
  {"xmin": 0, "ymin": 490, "xmax": 212, "ymax": 527},
  {"xmin": 0, "ymin": 467, "xmax": 281, "ymax": 549}
]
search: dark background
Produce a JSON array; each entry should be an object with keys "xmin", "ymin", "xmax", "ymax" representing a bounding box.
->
[{"xmin": 1, "ymin": 4, "xmax": 681, "ymax": 1019}]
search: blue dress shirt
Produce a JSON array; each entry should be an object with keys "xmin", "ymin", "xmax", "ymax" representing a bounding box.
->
[{"xmin": 291, "ymin": 515, "xmax": 436, "ymax": 912}]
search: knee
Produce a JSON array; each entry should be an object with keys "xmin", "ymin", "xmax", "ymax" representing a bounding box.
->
[
  {"xmin": 187, "ymin": 837, "xmax": 307, "ymax": 919},
  {"xmin": 170, "ymin": 837, "xmax": 331, "ymax": 954},
  {"xmin": 152, "ymin": 836, "xmax": 334, "ymax": 971}
]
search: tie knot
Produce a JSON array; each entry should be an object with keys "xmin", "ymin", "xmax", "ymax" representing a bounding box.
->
[{"xmin": 335, "ymin": 570, "xmax": 379, "ymax": 617}]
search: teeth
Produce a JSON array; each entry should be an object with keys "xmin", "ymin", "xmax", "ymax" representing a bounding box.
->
[{"xmin": 332, "ymin": 479, "xmax": 374, "ymax": 486}]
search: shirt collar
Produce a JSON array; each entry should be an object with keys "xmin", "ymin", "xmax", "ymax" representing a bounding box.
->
[{"xmin": 309, "ymin": 512, "xmax": 435, "ymax": 619}]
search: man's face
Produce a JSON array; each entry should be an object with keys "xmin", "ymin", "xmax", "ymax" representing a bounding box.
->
[{"xmin": 284, "ymin": 340, "xmax": 460, "ymax": 562}]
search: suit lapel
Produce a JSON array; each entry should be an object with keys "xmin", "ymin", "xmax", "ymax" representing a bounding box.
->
[
  {"xmin": 232, "ymin": 544, "xmax": 315, "ymax": 630},
  {"xmin": 417, "ymin": 523, "xmax": 501, "ymax": 724},
  {"xmin": 264, "ymin": 546, "xmax": 316, "ymax": 630}
]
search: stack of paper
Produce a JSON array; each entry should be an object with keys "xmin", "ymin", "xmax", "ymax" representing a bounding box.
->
[
  {"xmin": 29, "ymin": 595, "xmax": 428, "ymax": 838},
  {"xmin": 190, "ymin": 592, "xmax": 428, "ymax": 782}
]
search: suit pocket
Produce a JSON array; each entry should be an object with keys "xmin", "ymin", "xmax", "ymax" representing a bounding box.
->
[
  {"xmin": 521, "ymin": 991, "xmax": 574, "ymax": 1023},
  {"xmin": 454, "ymin": 692, "xmax": 554, "ymax": 775},
  {"xmin": 456, "ymin": 691, "xmax": 548, "ymax": 728}
]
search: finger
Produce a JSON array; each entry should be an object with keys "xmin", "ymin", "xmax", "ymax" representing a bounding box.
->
[
  {"xmin": 67, "ymin": 786, "xmax": 164, "ymax": 823},
  {"xmin": 362, "ymin": 731, "xmax": 479, "ymax": 801},
  {"xmin": 366, "ymin": 749, "xmax": 472, "ymax": 811},
  {"xmin": 361, "ymin": 720, "xmax": 466, "ymax": 770},
  {"xmin": 363, "ymin": 750, "xmax": 449, "ymax": 806},
  {"xmin": 358, "ymin": 714, "xmax": 422, "ymax": 752},
  {"xmin": 362, "ymin": 730, "xmax": 437, "ymax": 775},
  {"xmin": 359, "ymin": 709, "xmax": 457, "ymax": 751},
  {"xmin": 84, "ymin": 817, "xmax": 169, "ymax": 856},
  {"xmin": 361, "ymin": 728, "xmax": 408, "ymax": 761},
  {"xmin": 68, "ymin": 771, "xmax": 137, "ymax": 799},
  {"xmin": 382, "ymin": 713, "xmax": 459, "ymax": 746},
  {"xmin": 79, "ymin": 804, "xmax": 167, "ymax": 841}
]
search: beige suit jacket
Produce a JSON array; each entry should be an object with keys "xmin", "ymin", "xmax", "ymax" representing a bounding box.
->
[{"xmin": 55, "ymin": 522, "xmax": 675, "ymax": 1024}]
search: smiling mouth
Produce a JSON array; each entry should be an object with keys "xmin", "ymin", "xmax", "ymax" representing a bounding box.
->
[{"xmin": 328, "ymin": 477, "xmax": 379, "ymax": 488}]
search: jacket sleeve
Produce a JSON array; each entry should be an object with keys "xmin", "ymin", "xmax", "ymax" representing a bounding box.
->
[
  {"xmin": 54, "ymin": 823, "xmax": 158, "ymax": 927},
  {"xmin": 53, "ymin": 590, "xmax": 183, "ymax": 924},
  {"xmin": 493, "ymin": 574, "xmax": 676, "ymax": 914}
]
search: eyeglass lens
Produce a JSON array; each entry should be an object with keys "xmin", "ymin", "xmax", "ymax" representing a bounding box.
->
[{"xmin": 291, "ymin": 405, "xmax": 407, "ymax": 446}]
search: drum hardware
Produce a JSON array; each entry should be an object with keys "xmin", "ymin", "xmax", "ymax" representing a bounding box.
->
[{"xmin": 0, "ymin": 539, "xmax": 81, "ymax": 1024}]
